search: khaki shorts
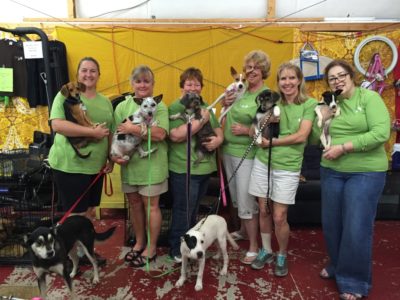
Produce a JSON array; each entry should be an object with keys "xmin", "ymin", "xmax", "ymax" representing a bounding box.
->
[
  {"xmin": 122, "ymin": 179, "xmax": 168, "ymax": 197},
  {"xmin": 248, "ymin": 158, "xmax": 300, "ymax": 205}
]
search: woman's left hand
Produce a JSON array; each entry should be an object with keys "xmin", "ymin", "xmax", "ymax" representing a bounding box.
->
[
  {"xmin": 322, "ymin": 144, "xmax": 345, "ymax": 160},
  {"xmin": 202, "ymin": 136, "xmax": 220, "ymax": 151},
  {"xmin": 260, "ymin": 137, "xmax": 272, "ymax": 148},
  {"xmin": 117, "ymin": 121, "xmax": 136, "ymax": 135},
  {"xmin": 103, "ymin": 160, "xmax": 114, "ymax": 173}
]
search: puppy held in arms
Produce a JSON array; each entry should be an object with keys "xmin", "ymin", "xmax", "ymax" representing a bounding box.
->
[
  {"xmin": 207, "ymin": 66, "xmax": 246, "ymax": 124},
  {"xmin": 110, "ymin": 94, "xmax": 163, "ymax": 161},
  {"xmin": 315, "ymin": 90, "xmax": 342, "ymax": 149},
  {"xmin": 170, "ymin": 93, "xmax": 216, "ymax": 165},
  {"xmin": 253, "ymin": 89, "xmax": 281, "ymax": 145},
  {"xmin": 175, "ymin": 215, "xmax": 239, "ymax": 291},
  {"xmin": 24, "ymin": 215, "xmax": 116, "ymax": 300},
  {"xmin": 60, "ymin": 81, "xmax": 104, "ymax": 159}
]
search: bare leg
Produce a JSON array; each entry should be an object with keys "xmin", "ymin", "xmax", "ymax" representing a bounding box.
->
[
  {"xmin": 126, "ymin": 192, "xmax": 146, "ymax": 251},
  {"xmin": 141, "ymin": 195, "xmax": 161, "ymax": 257},
  {"xmin": 273, "ymin": 202, "xmax": 289, "ymax": 254},
  {"xmin": 258, "ymin": 197, "xmax": 273, "ymax": 251},
  {"xmin": 243, "ymin": 215, "xmax": 259, "ymax": 253}
]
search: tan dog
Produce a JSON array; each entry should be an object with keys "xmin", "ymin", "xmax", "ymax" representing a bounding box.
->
[{"xmin": 60, "ymin": 82, "xmax": 101, "ymax": 158}]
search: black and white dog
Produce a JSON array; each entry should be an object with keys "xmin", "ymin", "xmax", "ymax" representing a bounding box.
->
[
  {"xmin": 110, "ymin": 94, "xmax": 163, "ymax": 161},
  {"xmin": 253, "ymin": 89, "xmax": 281, "ymax": 145},
  {"xmin": 24, "ymin": 216, "xmax": 116, "ymax": 300},
  {"xmin": 170, "ymin": 93, "xmax": 216, "ymax": 165},
  {"xmin": 315, "ymin": 89, "xmax": 342, "ymax": 149},
  {"xmin": 207, "ymin": 66, "xmax": 247, "ymax": 124},
  {"xmin": 175, "ymin": 215, "xmax": 239, "ymax": 291}
]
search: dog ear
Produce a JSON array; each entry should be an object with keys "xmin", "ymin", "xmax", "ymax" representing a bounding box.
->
[
  {"xmin": 153, "ymin": 94, "xmax": 163, "ymax": 104},
  {"xmin": 334, "ymin": 89, "xmax": 343, "ymax": 96},
  {"xmin": 272, "ymin": 91, "xmax": 280, "ymax": 102},
  {"xmin": 230, "ymin": 66, "xmax": 237, "ymax": 77},
  {"xmin": 134, "ymin": 97, "xmax": 144, "ymax": 105},
  {"xmin": 60, "ymin": 84, "xmax": 69, "ymax": 98},
  {"xmin": 77, "ymin": 82, "xmax": 86, "ymax": 93}
]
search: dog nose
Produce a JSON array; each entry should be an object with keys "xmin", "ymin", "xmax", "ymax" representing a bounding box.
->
[
  {"xmin": 197, "ymin": 252, "xmax": 203, "ymax": 259},
  {"xmin": 47, "ymin": 250, "xmax": 55, "ymax": 257},
  {"xmin": 238, "ymin": 84, "xmax": 243, "ymax": 89}
]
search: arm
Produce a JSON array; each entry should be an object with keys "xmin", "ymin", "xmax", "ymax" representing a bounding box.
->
[
  {"xmin": 260, "ymin": 119, "xmax": 313, "ymax": 148},
  {"xmin": 51, "ymin": 119, "xmax": 109, "ymax": 139},
  {"xmin": 169, "ymin": 109, "xmax": 211, "ymax": 142}
]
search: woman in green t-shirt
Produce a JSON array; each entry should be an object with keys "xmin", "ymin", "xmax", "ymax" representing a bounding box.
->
[
  {"xmin": 248, "ymin": 63, "xmax": 317, "ymax": 275},
  {"xmin": 112, "ymin": 65, "xmax": 169, "ymax": 268}
]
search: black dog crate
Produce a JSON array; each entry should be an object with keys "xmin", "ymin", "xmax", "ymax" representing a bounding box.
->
[{"xmin": 0, "ymin": 149, "xmax": 54, "ymax": 265}]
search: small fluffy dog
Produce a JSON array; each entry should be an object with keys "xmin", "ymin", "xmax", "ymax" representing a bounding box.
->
[
  {"xmin": 253, "ymin": 89, "xmax": 281, "ymax": 145},
  {"xmin": 207, "ymin": 67, "xmax": 246, "ymax": 123},
  {"xmin": 175, "ymin": 215, "xmax": 239, "ymax": 291},
  {"xmin": 315, "ymin": 90, "xmax": 342, "ymax": 149},
  {"xmin": 60, "ymin": 82, "xmax": 102, "ymax": 159},
  {"xmin": 110, "ymin": 94, "xmax": 163, "ymax": 160},
  {"xmin": 170, "ymin": 93, "xmax": 216, "ymax": 165},
  {"xmin": 24, "ymin": 216, "xmax": 116, "ymax": 300}
]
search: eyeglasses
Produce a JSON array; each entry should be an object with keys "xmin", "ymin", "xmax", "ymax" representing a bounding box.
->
[
  {"xmin": 244, "ymin": 65, "xmax": 261, "ymax": 72},
  {"xmin": 328, "ymin": 73, "xmax": 349, "ymax": 84}
]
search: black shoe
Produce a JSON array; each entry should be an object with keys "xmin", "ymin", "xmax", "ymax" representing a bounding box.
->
[{"xmin": 79, "ymin": 252, "xmax": 106, "ymax": 267}]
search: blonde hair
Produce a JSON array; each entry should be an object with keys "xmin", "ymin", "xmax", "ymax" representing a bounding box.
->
[
  {"xmin": 130, "ymin": 65, "xmax": 155, "ymax": 84},
  {"xmin": 243, "ymin": 50, "xmax": 271, "ymax": 79},
  {"xmin": 276, "ymin": 62, "xmax": 308, "ymax": 105}
]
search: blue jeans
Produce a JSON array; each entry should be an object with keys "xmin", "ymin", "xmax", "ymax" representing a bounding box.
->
[
  {"xmin": 168, "ymin": 171, "xmax": 210, "ymax": 257},
  {"xmin": 320, "ymin": 167, "xmax": 386, "ymax": 296}
]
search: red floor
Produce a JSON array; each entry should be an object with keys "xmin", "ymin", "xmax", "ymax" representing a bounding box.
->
[{"xmin": 0, "ymin": 217, "xmax": 399, "ymax": 299}]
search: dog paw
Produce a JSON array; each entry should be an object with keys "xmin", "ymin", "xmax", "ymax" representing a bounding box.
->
[
  {"xmin": 175, "ymin": 278, "xmax": 185, "ymax": 288},
  {"xmin": 70, "ymin": 271, "xmax": 77, "ymax": 278},
  {"xmin": 92, "ymin": 277, "xmax": 100, "ymax": 285},
  {"xmin": 122, "ymin": 155, "xmax": 130, "ymax": 161},
  {"xmin": 195, "ymin": 283, "xmax": 203, "ymax": 291},
  {"xmin": 220, "ymin": 268, "xmax": 228, "ymax": 276}
]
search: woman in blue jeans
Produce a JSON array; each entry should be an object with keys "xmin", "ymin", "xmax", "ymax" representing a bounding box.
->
[
  {"xmin": 168, "ymin": 67, "xmax": 223, "ymax": 262},
  {"xmin": 318, "ymin": 59, "xmax": 390, "ymax": 300}
]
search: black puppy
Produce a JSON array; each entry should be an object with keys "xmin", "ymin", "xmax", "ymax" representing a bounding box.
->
[
  {"xmin": 24, "ymin": 215, "xmax": 116, "ymax": 300},
  {"xmin": 253, "ymin": 89, "xmax": 281, "ymax": 145},
  {"xmin": 170, "ymin": 93, "xmax": 216, "ymax": 165}
]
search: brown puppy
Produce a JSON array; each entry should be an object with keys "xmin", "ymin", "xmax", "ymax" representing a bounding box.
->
[{"xmin": 60, "ymin": 82, "xmax": 99, "ymax": 158}]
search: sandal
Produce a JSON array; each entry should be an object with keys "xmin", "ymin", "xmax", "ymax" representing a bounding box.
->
[
  {"xmin": 339, "ymin": 293, "xmax": 362, "ymax": 300},
  {"xmin": 124, "ymin": 248, "xmax": 145, "ymax": 262},
  {"xmin": 231, "ymin": 231, "xmax": 248, "ymax": 241},
  {"xmin": 240, "ymin": 251, "xmax": 258, "ymax": 265},
  {"xmin": 319, "ymin": 267, "xmax": 334, "ymax": 279},
  {"xmin": 130, "ymin": 254, "xmax": 157, "ymax": 268}
]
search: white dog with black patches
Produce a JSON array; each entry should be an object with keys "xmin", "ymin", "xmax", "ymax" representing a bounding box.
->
[
  {"xmin": 175, "ymin": 215, "xmax": 239, "ymax": 291},
  {"xmin": 110, "ymin": 94, "xmax": 162, "ymax": 160}
]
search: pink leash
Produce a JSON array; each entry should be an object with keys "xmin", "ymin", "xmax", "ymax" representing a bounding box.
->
[{"xmin": 217, "ymin": 151, "xmax": 227, "ymax": 207}]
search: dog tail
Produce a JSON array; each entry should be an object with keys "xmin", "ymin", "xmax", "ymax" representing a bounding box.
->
[
  {"xmin": 227, "ymin": 232, "xmax": 239, "ymax": 250},
  {"xmin": 95, "ymin": 226, "xmax": 116, "ymax": 242}
]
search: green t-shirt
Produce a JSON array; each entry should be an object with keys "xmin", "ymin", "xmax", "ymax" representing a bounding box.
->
[
  {"xmin": 48, "ymin": 91, "xmax": 114, "ymax": 174},
  {"xmin": 222, "ymin": 86, "xmax": 267, "ymax": 158},
  {"xmin": 114, "ymin": 97, "xmax": 169, "ymax": 185},
  {"xmin": 168, "ymin": 98, "xmax": 220, "ymax": 175},
  {"xmin": 318, "ymin": 87, "xmax": 390, "ymax": 172},
  {"xmin": 256, "ymin": 97, "xmax": 317, "ymax": 171}
]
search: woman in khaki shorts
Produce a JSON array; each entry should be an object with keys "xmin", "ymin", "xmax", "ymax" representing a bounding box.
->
[{"xmin": 112, "ymin": 65, "xmax": 169, "ymax": 267}]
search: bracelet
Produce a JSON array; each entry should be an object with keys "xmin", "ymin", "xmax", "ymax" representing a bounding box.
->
[{"xmin": 341, "ymin": 144, "xmax": 347, "ymax": 155}]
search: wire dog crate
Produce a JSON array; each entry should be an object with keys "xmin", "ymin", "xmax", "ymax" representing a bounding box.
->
[{"xmin": 0, "ymin": 149, "xmax": 53, "ymax": 264}]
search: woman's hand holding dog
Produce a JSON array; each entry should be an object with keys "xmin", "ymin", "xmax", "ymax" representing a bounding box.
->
[
  {"xmin": 222, "ymin": 90, "xmax": 236, "ymax": 107},
  {"xmin": 92, "ymin": 123, "xmax": 110, "ymax": 139}
]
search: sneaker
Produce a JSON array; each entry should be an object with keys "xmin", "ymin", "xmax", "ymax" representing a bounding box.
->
[
  {"xmin": 251, "ymin": 248, "xmax": 274, "ymax": 270},
  {"xmin": 173, "ymin": 255, "xmax": 182, "ymax": 263},
  {"xmin": 274, "ymin": 254, "xmax": 288, "ymax": 277}
]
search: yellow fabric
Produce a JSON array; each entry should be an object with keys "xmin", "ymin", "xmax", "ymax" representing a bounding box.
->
[{"xmin": 55, "ymin": 26, "xmax": 295, "ymax": 109}]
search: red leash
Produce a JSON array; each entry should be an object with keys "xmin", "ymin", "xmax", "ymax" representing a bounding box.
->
[{"xmin": 57, "ymin": 167, "xmax": 106, "ymax": 225}]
